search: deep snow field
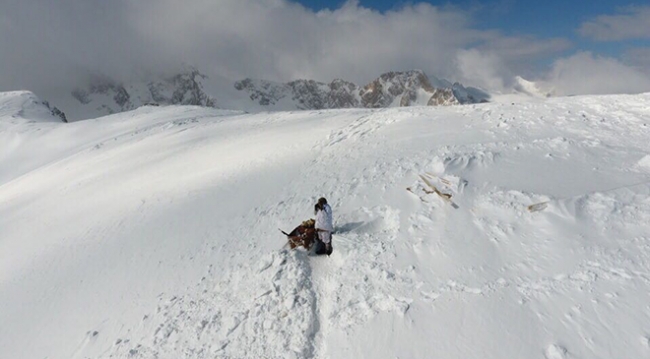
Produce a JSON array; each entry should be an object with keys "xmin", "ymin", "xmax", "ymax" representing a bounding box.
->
[{"xmin": 2, "ymin": 91, "xmax": 650, "ymax": 359}]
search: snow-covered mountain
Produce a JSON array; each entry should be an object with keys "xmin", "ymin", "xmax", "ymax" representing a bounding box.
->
[
  {"xmin": 234, "ymin": 78, "xmax": 362, "ymax": 110},
  {"xmin": 0, "ymin": 91, "xmax": 67, "ymax": 124},
  {"xmin": 3, "ymin": 90, "xmax": 650, "ymax": 359},
  {"xmin": 360, "ymin": 70, "xmax": 466, "ymax": 107},
  {"xmin": 235, "ymin": 70, "xmax": 490, "ymax": 110},
  {"xmin": 60, "ymin": 68, "xmax": 218, "ymax": 121},
  {"xmin": 57, "ymin": 69, "xmax": 488, "ymax": 120}
]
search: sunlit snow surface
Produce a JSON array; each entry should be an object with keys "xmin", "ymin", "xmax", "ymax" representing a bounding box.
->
[{"xmin": 2, "ymin": 91, "xmax": 650, "ymax": 359}]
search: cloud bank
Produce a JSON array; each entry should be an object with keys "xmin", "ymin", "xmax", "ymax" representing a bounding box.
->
[
  {"xmin": 579, "ymin": 5, "xmax": 650, "ymax": 41},
  {"xmin": 543, "ymin": 52, "xmax": 650, "ymax": 96},
  {"xmin": 0, "ymin": 0, "xmax": 569, "ymax": 94},
  {"xmin": 0, "ymin": 0, "xmax": 648, "ymax": 98},
  {"xmin": 542, "ymin": 5, "xmax": 650, "ymax": 96}
]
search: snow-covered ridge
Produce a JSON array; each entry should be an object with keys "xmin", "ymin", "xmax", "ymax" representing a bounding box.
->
[
  {"xmin": 236, "ymin": 70, "xmax": 490, "ymax": 110},
  {"xmin": 0, "ymin": 91, "xmax": 67, "ymax": 123},
  {"xmin": 3, "ymin": 92, "xmax": 650, "ymax": 359}
]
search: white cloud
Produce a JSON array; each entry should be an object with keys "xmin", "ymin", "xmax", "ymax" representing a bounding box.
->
[
  {"xmin": 0, "ymin": 0, "xmax": 569, "ymax": 97},
  {"xmin": 623, "ymin": 48, "xmax": 650, "ymax": 72},
  {"xmin": 542, "ymin": 52, "xmax": 650, "ymax": 96},
  {"xmin": 579, "ymin": 5, "xmax": 650, "ymax": 41},
  {"xmin": 455, "ymin": 49, "xmax": 508, "ymax": 91},
  {"xmin": 127, "ymin": 0, "xmax": 479, "ymax": 83}
]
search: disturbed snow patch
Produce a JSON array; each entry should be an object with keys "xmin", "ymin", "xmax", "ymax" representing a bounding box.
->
[
  {"xmin": 97, "ymin": 250, "xmax": 317, "ymax": 359},
  {"xmin": 443, "ymin": 150, "xmax": 500, "ymax": 173},
  {"xmin": 325, "ymin": 206, "xmax": 413, "ymax": 329}
]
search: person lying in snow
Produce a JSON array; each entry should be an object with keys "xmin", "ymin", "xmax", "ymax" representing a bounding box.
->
[{"xmin": 314, "ymin": 197, "xmax": 333, "ymax": 256}]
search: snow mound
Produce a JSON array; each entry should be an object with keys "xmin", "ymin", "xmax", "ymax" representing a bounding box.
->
[{"xmin": 637, "ymin": 154, "xmax": 650, "ymax": 171}]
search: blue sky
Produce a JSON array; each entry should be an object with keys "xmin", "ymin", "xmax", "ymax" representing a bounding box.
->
[{"xmin": 295, "ymin": 0, "xmax": 648, "ymax": 58}]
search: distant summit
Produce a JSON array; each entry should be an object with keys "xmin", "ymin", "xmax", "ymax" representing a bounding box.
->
[
  {"xmin": 234, "ymin": 78, "xmax": 362, "ymax": 109},
  {"xmin": 235, "ymin": 70, "xmax": 489, "ymax": 110},
  {"xmin": 69, "ymin": 68, "xmax": 217, "ymax": 120},
  {"xmin": 0, "ymin": 91, "xmax": 67, "ymax": 123}
]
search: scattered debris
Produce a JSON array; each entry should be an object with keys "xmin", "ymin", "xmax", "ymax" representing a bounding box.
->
[
  {"xmin": 407, "ymin": 173, "xmax": 460, "ymax": 209},
  {"xmin": 419, "ymin": 174, "xmax": 458, "ymax": 208},
  {"xmin": 527, "ymin": 202, "xmax": 548, "ymax": 212}
]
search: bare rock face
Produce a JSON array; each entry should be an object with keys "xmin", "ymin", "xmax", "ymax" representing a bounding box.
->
[
  {"xmin": 427, "ymin": 88, "xmax": 460, "ymax": 106},
  {"xmin": 287, "ymin": 80, "xmax": 329, "ymax": 109},
  {"xmin": 72, "ymin": 77, "xmax": 131, "ymax": 114},
  {"xmin": 234, "ymin": 78, "xmax": 362, "ymax": 110},
  {"xmin": 71, "ymin": 68, "xmax": 218, "ymax": 118},
  {"xmin": 235, "ymin": 70, "xmax": 489, "ymax": 111},
  {"xmin": 234, "ymin": 79, "xmax": 287, "ymax": 106},
  {"xmin": 327, "ymin": 79, "xmax": 360, "ymax": 108},
  {"xmin": 288, "ymin": 79, "xmax": 362, "ymax": 109},
  {"xmin": 166, "ymin": 70, "xmax": 217, "ymax": 107},
  {"xmin": 360, "ymin": 70, "xmax": 436, "ymax": 108},
  {"xmin": 42, "ymin": 101, "xmax": 68, "ymax": 122}
]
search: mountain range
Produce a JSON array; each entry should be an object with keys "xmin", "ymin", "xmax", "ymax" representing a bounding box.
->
[
  {"xmin": 49, "ymin": 69, "xmax": 491, "ymax": 121},
  {"xmin": 234, "ymin": 70, "xmax": 489, "ymax": 110}
]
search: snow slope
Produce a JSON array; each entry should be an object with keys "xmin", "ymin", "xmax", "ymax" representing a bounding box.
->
[{"xmin": 2, "ymin": 92, "xmax": 650, "ymax": 359}]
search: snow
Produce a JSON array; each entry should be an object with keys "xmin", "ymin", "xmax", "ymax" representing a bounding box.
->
[
  {"xmin": 0, "ymin": 91, "xmax": 64, "ymax": 124},
  {"xmin": 638, "ymin": 155, "xmax": 650, "ymax": 172},
  {"xmin": 2, "ymin": 91, "xmax": 650, "ymax": 359}
]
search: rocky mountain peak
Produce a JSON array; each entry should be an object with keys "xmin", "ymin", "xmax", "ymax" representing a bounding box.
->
[
  {"xmin": 363, "ymin": 70, "xmax": 434, "ymax": 107},
  {"xmin": 234, "ymin": 78, "xmax": 361, "ymax": 110},
  {"xmin": 70, "ymin": 68, "xmax": 217, "ymax": 119},
  {"xmin": 327, "ymin": 79, "xmax": 360, "ymax": 108},
  {"xmin": 155, "ymin": 69, "xmax": 216, "ymax": 107},
  {"xmin": 234, "ymin": 70, "xmax": 489, "ymax": 112},
  {"xmin": 234, "ymin": 79, "xmax": 286, "ymax": 106},
  {"xmin": 56, "ymin": 68, "xmax": 489, "ymax": 120}
]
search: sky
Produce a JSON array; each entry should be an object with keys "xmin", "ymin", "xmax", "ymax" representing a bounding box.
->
[
  {"xmin": 298, "ymin": 0, "xmax": 642, "ymax": 53},
  {"xmin": 0, "ymin": 0, "xmax": 649, "ymax": 97}
]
